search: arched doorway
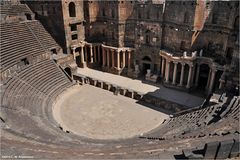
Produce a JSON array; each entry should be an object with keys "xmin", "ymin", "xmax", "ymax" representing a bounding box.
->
[
  {"xmin": 198, "ymin": 64, "xmax": 210, "ymax": 90},
  {"xmin": 64, "ymin": 67, "xmax": 72, "ymax": 77},
  {"xmin": 141, "ymin": 56, "xmax": 152, "ymax": 75}
]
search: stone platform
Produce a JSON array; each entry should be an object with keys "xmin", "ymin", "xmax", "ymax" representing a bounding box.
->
[
  {"xmin": 75, "ymin": 68, "xmax": 204, "ymax": 108},
  {"xmin": 53, "ymin": 85, "xmax": 168, "ymax": 140}
]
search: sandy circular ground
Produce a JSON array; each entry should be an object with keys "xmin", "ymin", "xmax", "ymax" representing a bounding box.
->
[{"xmin": 53, "ymin": 85, "xmax": 168, "ymax": 140}]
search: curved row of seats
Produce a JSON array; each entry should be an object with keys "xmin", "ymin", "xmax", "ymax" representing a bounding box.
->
[
  {"xmin": 0, "ymin": 20, "xmax": 60, "ymax": 72},
  {"xmin": 0, "ymin": 4, "xmax": 32, "ymax": 17},
  {"xmin": 26, "ymin": 20, "xmax": 59, "ymax": 50},
  {"xmin": 0, "ymin": 22, "xmax": 45, "ymax": 71},
  {"xmin": 145, "ymin": 97, "xmax": 239, "ymax": 140},
  {"xmin": 2, "ymin": 59, "xmax": 72, "ymax": 115},
  {"xmin": 1, "ymin": 59, "xmax": 75, "ymax": 143},
  {"xmin": 1, "ymin": 3, "xmax": 239, "ymax": 159}
]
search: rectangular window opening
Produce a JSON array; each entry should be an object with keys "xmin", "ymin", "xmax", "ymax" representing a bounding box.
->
[{"xmin": 72, "ymin": 34, "xmax": 78, "ymax": 40}]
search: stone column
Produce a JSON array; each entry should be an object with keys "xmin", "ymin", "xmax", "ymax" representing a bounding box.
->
[
  {"xmin": 206, "ymin": 70, "xmax": 212, "ymax": 90},
  {"xmin": 128, "ymin": 51, "xmax": 131, "ymax": 69},
  {"xmin": 80, "ymin": 46, "xmax": 84, "ymax": 64},
  {"xmin": 102, "ymin": 48, "xmax": 105, "ymax": 67},
  {"xmin": 194, "ymin": 64, "xmax": 200, "ymax": 86},
  {"xmin": 117, "ymin": 50, "xmax": 120, "ymax": 69},
  {"xmin": 172, "ymin": 62, "xmax": 178, "ymax": 85},
  {"xmin": 84, "ymin": 46, "xmax": 88, "ymax": 62},
  {"xmin": 165, "ymin": 60, "xmax": 170, "ymax": 83},
  {"xmin": 72, "ymin": 47, "xmax": 76, "ymax": 60},
  {"xmin": 107, "ymin": 49, "xmax": 110, "ymax": 67},
  {"xmin": 161, "ymin": 57, "xmax": 165, "ymax": 77},
  {"xmin": 94, "ymin": 46, "xmax": 97, "ymax": 63},
  {"xmin": 90, "ymin": 45, "xmax": 93, "ymax": 63},
  {"xmin": 111, "ymin": 50, "xmax": 115, "ymax": 68},
  {"xmin": 179, "ymin": 63, "xmax": 185, "ymax": 86},
  {"xmin": 208, "ymin": 68, "xmax": 217, "ymax": 95},
  {"xmin": 122, "ymin": 50, "xmax": 126, "ymax": 68},
  {"xmin": 186, "ymin": 64, "xmax": 193, "ymax": 88},
  {"xmin": 98, "ymin": 46, "xmax": 101, "ymax": 63}
]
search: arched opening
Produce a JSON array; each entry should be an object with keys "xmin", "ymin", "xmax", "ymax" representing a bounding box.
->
[
  {"xmin": 198, "ymin": 64, "xmax": 210, "ymax": 90},
  {"xmin": 64, "ymin": 67, "xmax": 72, "ymax": 77},
  {"xmin": 69, "ymin": 2, "xmax": 76, "ymax": 17}
]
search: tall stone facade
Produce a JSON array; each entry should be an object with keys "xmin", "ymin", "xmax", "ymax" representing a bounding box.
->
[
  {"xmin": 23, "ymin": 0, "xmax": 239, "ymax": 95},
  {"xmin": 23, "ymin": 0, "xmax": 85, "ymax": 54}
]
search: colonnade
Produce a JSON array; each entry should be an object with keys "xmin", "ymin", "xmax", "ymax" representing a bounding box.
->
[
  {"xmin": 159, "ymin": 55, "xmax": 217, "ymax": 94},
  {"xmin": 72, "ymin": 43, "xmax": 134, "ymax": 73},
  {"xmin": 101, "ymin": 47, "xmax": 132, "ymax": 70}
]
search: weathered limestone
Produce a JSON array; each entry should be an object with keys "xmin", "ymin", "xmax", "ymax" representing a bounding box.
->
[
  {"xmin": 186, "ymin": 64, "xmax": 193, "ymax": 88},
  {"xmin": 111, "ymin": 50, "xmax": 115, "ymax": 68},
  {"xmin": 164, "ymin": 60, "xmax": 170, "ymax": 83},
  {"xmin": 81, "ymin": 46, "xmax": 85, "ymax": 64},
  {"xmin": 90, "ymin": 45, "xmax": 93, "ymax": 63},
  {"xmin": 161, "ymin": 57, "xmax": 165, "ymax": 77},
  {"xmin": 107, "ymin": 49, "xmax": 110, "ymax": 67},
  {"xmin": 208, "ymin": 68, "xmax": 217, "ymax": 95},
  {"xmin": 172, "ymin": 62, "xmax": 178, "ymax": 85},
  {"xmin": 128, "ymin": 51, "xmax": 131, "ymax": 70},
  {"xmin": 122, "ymin": 51, "xmax": 126, "ymax": 68},
  {"xmin": 117, "ymin": 51, "xmax": 120, "ymax": 70},
  {"xmin": 102, "ymin": 48, "xmax": 106, "ymax": 67}
]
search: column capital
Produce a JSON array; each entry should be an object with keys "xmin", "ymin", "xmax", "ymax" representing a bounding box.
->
[
  {"xmin": 72, "ymin": 48, "xmax": 76, "ymax": 52},
  {"xmin": 166, "ymin": 59, "xmax": 171, "ymax": 63},
  {"xmin": 211, "ymin": 67, "xmax": 217, "ymax": 73},
  {"xmin": 181, "ymin": 62, "xmax": 186, "ymax": 66},
  {"xmin": 173, "ymin": 61, "xmax": 178, "ymax": 64}
]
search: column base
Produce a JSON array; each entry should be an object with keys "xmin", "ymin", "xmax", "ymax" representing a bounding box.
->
[
  {"xmin": 80, "ymin": 62, "xmax": 87, "ymax": 68},
  {"xmin": 177, "ymin": 84, "xmax": 183, "ymax": 87}
]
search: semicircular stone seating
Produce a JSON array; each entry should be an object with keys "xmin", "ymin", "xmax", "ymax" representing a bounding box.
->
[{"xmin": 0, "ymin": 3, "xmax": 239, "ymax": 159}]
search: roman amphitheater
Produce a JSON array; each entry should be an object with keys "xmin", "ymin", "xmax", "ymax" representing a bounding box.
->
[{"xmin": 0, "ymin": 0, "xmax": 239, "ymax": 159}]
